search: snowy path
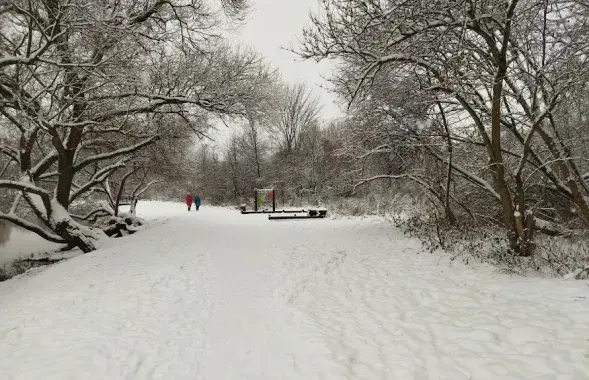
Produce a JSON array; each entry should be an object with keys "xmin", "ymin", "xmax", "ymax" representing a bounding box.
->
[{"xmin": 1, "ymin": 202, "xmax": 588, "ymax": 380}]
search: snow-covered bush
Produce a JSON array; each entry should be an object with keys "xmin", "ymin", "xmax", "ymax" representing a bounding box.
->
[{"xmin": 392, "ymin": 206, "xmax": 589, "ymax": 278}]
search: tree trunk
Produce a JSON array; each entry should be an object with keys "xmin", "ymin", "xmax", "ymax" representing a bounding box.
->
[
  {"xmin": 437, "ymin": 101, "xmax": 457, "ymax": 225},
  {"xmin": 488, "ymin": 0, "xmax": 530, "ymax": 255},
  {"xmin": 24, "ymin": 190, "xmax": 105, "ymax": 253},
  {"xmin": 489, "ymin": 73, "xmax": 521, "ymax": 251},
  {"xmin": 49, "ymin": 202, "xmax": 106, "ymax": 253},
  {"xmin": 254, "ymin": 141, "xmax": 261, "ymax": 178},
  {"xmin": 52, "ymin": 218, "xmax": 99, "ymax": 253},
  {"xmin": 130, "ymin": 197, "xmax": 138, "ymax": 216},
  {"xmin": 247, "ymin": 116, "xmax": 262, "ymax": 178},
  {"xmin": 514, "ymin": 174, "xmax": 534, "ymax": 256}
]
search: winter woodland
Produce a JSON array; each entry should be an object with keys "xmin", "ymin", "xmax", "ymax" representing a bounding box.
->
[{"xmin": 1, "ymin": 0, "xmax": 589, "ymax": 277}]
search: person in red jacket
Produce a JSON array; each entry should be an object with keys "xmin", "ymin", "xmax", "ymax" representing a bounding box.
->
[{"xmin": 185, "ymin": 192, "xmax": 193, "ymax": 211}]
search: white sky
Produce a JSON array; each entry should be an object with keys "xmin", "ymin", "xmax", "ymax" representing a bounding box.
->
[{"xmin": 212, "ymin": 0, "xmax": 344, "ymax": 143}]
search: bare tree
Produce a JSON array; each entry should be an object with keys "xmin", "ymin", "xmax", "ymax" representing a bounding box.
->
[
  {"xmin": 269, "ymin": 83, "xmax": 322, "ymax": 155},
  {"xmin": 236, "ymin": 54, "xmax": 280, "ymax": 179},
  {"xmin": 0, "ymin": 0, "xmax": 262, "ymax": 251},
  {"xmin": 297, "ymin": 0, "xmax": 589, "ymax": 255}
]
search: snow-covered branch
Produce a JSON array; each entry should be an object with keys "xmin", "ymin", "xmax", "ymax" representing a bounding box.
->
[
  {"xmin": 0, "ymin": 157, "xmax": 15, "ymax": 177},
  {"xmin": 69, "ymin": 162, "xmax": 127, "ymax": 204},
  {"xmin": 424, "ymin": 146, "xmax": 501, "ymax": 202},
  {"xmin": 0, "ymin": 30, "xmax": 67, "ymax": 69},
  {"xmin": 0, "ymin": 144, "xmax": 20, "ymax": 163},
  {"xmin": 0, "ymin": 179, "xmax": 52, "ymax": 197},
  {"xmin": 0, "ymin": 212, "xmax": 66, "ymax": 244},
  {"xmin": 73, "ymin": 136, "xmax": 159, "ymax": 173},
  {"xmin": 71, "ymin": 207, "xmax": 113, "ymax": 222},
  {"xmin": 31, "ymin": 150, "xmax": 59, "ymax": 179},
  {"xmin": 135, "ymin": 180, "xmax": 163, "ymax": 198}
]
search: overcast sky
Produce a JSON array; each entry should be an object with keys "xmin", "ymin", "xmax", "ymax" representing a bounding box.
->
[{"xmin": 212, "ymin": 0, "xmax": 344, "ymax": 143}]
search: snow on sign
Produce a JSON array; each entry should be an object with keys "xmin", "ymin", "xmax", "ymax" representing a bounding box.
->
[{"xmin": 0, "ymin": 202, "xmax": 588, "ymax": 379}]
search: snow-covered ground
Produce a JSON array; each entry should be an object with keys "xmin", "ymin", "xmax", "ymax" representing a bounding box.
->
[{"xmin": 1, "ymin": 201, "xmax": 588, "ymax": 379}]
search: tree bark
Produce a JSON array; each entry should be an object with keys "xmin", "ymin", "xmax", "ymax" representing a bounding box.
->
[
  {"xmin": 488, "ymin": 0, "xmax": 531, "ymax": 255},
  {"xmin": 436, "ymin": 101, "xmax": 457, "ymax": 225}
]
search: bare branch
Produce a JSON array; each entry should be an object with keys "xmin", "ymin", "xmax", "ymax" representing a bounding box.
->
[{"xmin": 0, "ymin": 212, "xmax": 65, "ymax": 244}]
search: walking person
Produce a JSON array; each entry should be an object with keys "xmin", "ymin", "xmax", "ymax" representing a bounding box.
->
[
  {"xmin": 185, "ymin": 192, "xmax": 193, "ymax": 211},
  {"xmin": 194, "ymin": 194, "xmax": 201, "ymax": 211}
]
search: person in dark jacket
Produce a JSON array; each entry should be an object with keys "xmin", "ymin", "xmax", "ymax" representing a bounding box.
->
[
  {"xmin": 194, "ymin": 195, "xmax": 201, "ymax": 210},
  {"xmin": 185, "ymin": 192, "xmax": 193, "ymax": 211}
]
